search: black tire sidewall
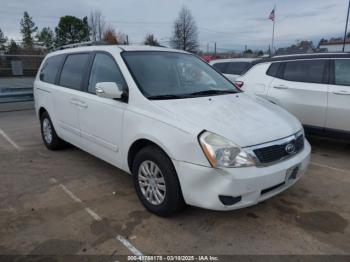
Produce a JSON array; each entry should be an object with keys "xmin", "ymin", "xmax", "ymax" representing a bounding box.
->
[
  {"xmin": 40, "ymin": 112, "xmax": 63, "ymax": 150},
  {"xmin": 132, "ymin": 146, "xmax": 184, "ymax": 216}
]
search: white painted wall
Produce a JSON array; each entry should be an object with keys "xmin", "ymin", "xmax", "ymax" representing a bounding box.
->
[{"xmin": 319, "ymin": 43, "xmax": 350, "ymax": 52}]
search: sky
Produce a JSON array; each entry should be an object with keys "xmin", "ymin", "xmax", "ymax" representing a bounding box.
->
[{"xmin": 0, "ymin": 0, "xmax": 348, "ymax": 52}]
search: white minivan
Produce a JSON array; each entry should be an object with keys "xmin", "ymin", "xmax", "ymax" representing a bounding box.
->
[{"xmin": 34, "ymin": 45, "xmax": 311, "ymax": 216}]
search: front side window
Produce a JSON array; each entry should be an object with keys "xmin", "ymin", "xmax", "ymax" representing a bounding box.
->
[
  {"xmin": 59, "ymin": 53, "xmax": 89, "ymax": 90},
  {"xmin": 40, "ymin": 55, "xmax": 64, "ymax": 84},
  {"xmin": 283, "ymin": 60, "xmax": 326, "ymax": 84},
  {"xmin": 88, "ymin": 53, "xmax": 126, "ymax": 94},
  {"xmin": 122, "ymin": 51, "xmax": 237, "ymax": 99},
  {"xmin": 334, "ymin": 59, "xmax": 350, "ymax": 86}
]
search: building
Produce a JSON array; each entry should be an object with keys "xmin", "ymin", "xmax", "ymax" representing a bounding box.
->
[{"xmin": 319, "ymin": 39, "xmax": 350, "ymax": 52}]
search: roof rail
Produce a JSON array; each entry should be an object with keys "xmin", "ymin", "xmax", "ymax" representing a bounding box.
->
[{"xmin": 55, "ymin": 41, "xmax": 110, "ymax": 51}]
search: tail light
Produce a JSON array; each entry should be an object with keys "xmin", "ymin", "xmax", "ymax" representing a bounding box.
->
[{"xmin": 234, "ymin": 81, "xmax": 244, "ymax": 90}]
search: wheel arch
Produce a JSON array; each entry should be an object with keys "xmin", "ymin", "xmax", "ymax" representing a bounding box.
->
[{"xmin": 127, "ymin": 138, "xmax": 172, "ymax": 174}]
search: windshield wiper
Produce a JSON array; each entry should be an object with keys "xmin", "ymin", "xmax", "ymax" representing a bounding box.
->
[
  {"xmin": 188, "ymin": 89, "xmax": 237, "ymax": 97},
  {"xmin": 148, "ymin": 94, "xmax": 187, "ymax": 100}
]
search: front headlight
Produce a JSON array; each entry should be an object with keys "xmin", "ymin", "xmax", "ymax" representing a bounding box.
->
[{"xmin": 198, "ymin": 131, "xmax": 255, "ymax": 168}]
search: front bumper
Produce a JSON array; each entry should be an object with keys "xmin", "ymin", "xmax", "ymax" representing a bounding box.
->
[{"xmin": 173, "ymin": 140, "xmax": 311, "ymax": 211}]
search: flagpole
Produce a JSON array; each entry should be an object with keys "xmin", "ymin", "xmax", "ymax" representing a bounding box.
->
[
  {"xmin": 342, "ymin": 0, "xmax": 350, "ymax": 52},
  {"xmin": 271, "ymin": 5, "xmax": 276, "ymax": 56}
]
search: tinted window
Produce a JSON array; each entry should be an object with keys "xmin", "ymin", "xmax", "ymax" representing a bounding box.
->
[
  {"xmin": 88, "ymin": 53, "xmax": 126, "ymax": 94},
  {"xmin": 266, "ymin": 62, "xmax": 280, "ymax": 77},
  {"xmin": 212, "ymin": 63, "xmax": 227, "ymax": 73},
  {"xmin": 223, "ymin": 62, "xmax": 251, "ymax": 75},
  {"xmin": 40, "ymin": 55, "xmax": 63, "ymax": 84},
  {"xmin": 283, "ymin": 60, "xmax": 326, "ymax": 84},
  {"xmin": 59, "ymin": 53, "xmax": 89, "ymax": 90},
  {"xmin": 334, "ymin": 59, "xmax": 350, "ymax": 86}
]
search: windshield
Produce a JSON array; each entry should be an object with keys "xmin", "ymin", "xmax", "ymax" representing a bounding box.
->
[{"xmin": 122, "ymin": 51, "xmax": 238, "ymax": 99}]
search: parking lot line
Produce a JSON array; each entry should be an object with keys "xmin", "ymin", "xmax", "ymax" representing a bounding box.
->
[
  {"xmin": 310, "ymin": 161, "xmax": 350, "ymax": 175},
  {"xmin": 116, "ymin": 235, "xmax": 144, "ymax": 256},
  {"xmin": 0, "ymin": 128, "xmax": 22, "ymax": 151},
  {"xmin": 50, "ymin": 178, "xmax": 144, "ymax": 256}
]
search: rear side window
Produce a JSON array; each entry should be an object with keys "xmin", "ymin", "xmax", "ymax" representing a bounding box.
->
[
  {"xmin": 283, "ymin": 60, "xmax": 326, "ymax": 84},
  {"xmin": 59, "ymin": 53, "xmax": 89, "ymax": 90},
  {"xmin": 212, "ymin": 62, "xmax": 227, "ymax": 73},
  {"xmin": 334, "ymin": 59, "xmax": 350, "ymax": 86},
  {"xmin": 223, "ymin": 62, "xmax": 251, "ymax": 75},
  {"xmin": 39, "ymin": 55, "xmax": 63, "ymax": 84},
  {"xmin": 266, "ymin": 62, "xmax": 280, "ymax": 77},
  {"xmin": 88, "ymin": 53, "xmax": 126, "ymax": 94}
]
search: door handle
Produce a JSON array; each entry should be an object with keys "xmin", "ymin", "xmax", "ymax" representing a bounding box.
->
[
  {"xmin": 332, "ymin": 90, "xmax": 350, "ymax": 95},
  {"xmin": 78, "ymin": 101, "xmax": 88, "ymax": 109},
  {"xmin": 69, "ymin": 99, "xmax": 80, "ymax": 106},
  {"xmin": 273, "ymin": 85, "xmax": 289, "ymax": 90}
]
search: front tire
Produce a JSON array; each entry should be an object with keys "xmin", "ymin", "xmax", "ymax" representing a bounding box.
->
[
  {"xmin": 40, "ymin": 111, "xmax": 64, "ymax": 150},
  {"xmin": 132, "ymin": 146, "xmax": 185, "ymax": 216}
]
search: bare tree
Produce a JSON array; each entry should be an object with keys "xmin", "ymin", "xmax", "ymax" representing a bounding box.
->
[
  {"xmin": 171, "ymin": 6, "xmax": 199, "ymax": 53},
  {"xmin": 89, "ymin": 10, "xmax": 106, "ymax": 41},
  {"xmin": 102, "ymin": 26, "xmax": 118, "ymax": 44},
  {"xmin": 144, "ymin": 34, "xmax": 160, "ymax": 46}
]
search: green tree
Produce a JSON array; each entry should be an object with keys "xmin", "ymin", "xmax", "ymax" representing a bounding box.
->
[
  {"xmin": 0, "ymin": 28, "xmax": 8, "ymax": 51},
  {"xmin": 243, "ymin": 49, "xmax": 253, "ymax": 55},
  {"xmin": 36, "ymin": 27, "xmax": 54, "ymax": 50},
  {"xmin": 7, "ymin": 40, "xmax": 21, "ymax": 54},
  {"xmin": 55, "ymin": 16, "xmax": 90, "ymax": 46},
  {"xmin": 20, "ymin": 11, "xmax": 38, "ymax": 48},
  {"xmin": 144, "ymin": 34, "xmax": 160, "ymax": 46},
  {"xmin": 171, "ymin": 6, "xmax": 199, "ymax": 53}
]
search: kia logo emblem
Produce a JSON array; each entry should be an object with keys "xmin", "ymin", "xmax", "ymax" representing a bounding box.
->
[{"xmin": 285, "ymin": 143, "xmax": 296, "ymax": 154}]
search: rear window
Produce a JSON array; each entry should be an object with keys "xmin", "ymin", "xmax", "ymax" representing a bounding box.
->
[
  {"xmin": 39, "ymin": 55, "xmax": 63, "ymax": 84},
  {"xmin": 223, "ymin": 62, "xmax": 251, "ymax": 75},
  {"xmin": 59, "ymin": 53, "xmax": 89, "ymax": 90},
  {"xmin": 282, "ymin": 60, "xmax": 326, "ymax": 84}
]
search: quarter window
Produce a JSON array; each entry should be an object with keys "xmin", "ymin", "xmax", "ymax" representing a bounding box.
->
[
  {"xmin": 88, "ymin": 53, "xmax": 126, "ymax": 94},
  {"xmin": 40, "ymin": 55, "xmax": 64, "ymax": 84},
  {"xmin": 334, "ymin": 59, "xmax": 350, "ymax": 86},
  {"xmin": 283, "ymin": 60, "xmax": 326, "ymax": 84},
  {"xmin": 266, "ymin": 62, "xmax": 280, "ymax": 77},
  {"xmin": 212, "ymin": 63, "xmax": 227, "ymax": 73},
  {"xmin": 223, "ymin": 62, "xmax": 251, "ymax": 75},
  {"xmin": 59, "ymin": 53, "xmax": 89, "ymax": 90}
]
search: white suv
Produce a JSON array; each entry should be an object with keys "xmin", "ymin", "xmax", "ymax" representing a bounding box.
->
[
  {"xmin": 34, "ymin": 45, "xmax": 310, "ymax": 216},
  {"xmin": 209, "ymin": 58, "xmax": 257, "ymax": 82},
  {"xmin": 236, "ymin": 53, "xmax": 350, "ymax": 139}
]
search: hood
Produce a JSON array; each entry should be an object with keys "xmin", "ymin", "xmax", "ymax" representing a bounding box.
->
[{"xmin": 152, "ymin": 93, "xmax": 302, "ymax": 147}]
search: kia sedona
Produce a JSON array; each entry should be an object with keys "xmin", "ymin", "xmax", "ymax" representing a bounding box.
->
[{"xmin": 34, "ymin": 44, "xmax": 311, "ymax": 216}]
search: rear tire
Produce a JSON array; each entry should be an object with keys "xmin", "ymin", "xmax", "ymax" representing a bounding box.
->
[
  {"xmin": 132, "ymin": 146, "xmax": 185, "ymax": 216},
  {"xmin": 40, "ymin": 111, "xmax": 65, "ymax": 150}
]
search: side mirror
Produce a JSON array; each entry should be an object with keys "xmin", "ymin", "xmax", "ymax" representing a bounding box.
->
[{"xmin": 95, "ymin": 82, "xmax": 123, "ymax": 100}]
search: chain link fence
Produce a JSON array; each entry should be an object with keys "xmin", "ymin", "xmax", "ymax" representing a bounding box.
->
[{"xmin": 0, "ymin": 54, "xmax": 44, "ymax": 108}]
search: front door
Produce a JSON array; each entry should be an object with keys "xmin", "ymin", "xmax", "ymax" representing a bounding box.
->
[{"xmin": 78, "ymin": 52, "xmax": 127, "ymax": 167}]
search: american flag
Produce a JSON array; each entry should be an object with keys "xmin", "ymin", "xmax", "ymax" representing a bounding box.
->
[{"xmin": 269, "ymin": 8, "xmax": 275, "ymax": 21}]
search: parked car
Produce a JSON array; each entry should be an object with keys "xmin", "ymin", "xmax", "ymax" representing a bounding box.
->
[
  {"xmin": 235, "ymin": 53, "xmax": 350, "ymax": 139},
  {"xmin": 34, "ymin": 45, "xmax": 310, "ymax": 216},
  {"xmin": 209, "ymin": 58, "xmax": 257, "ymax": 82}
]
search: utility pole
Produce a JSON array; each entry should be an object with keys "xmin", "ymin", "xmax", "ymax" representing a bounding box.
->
[
  {"xmin": 214, "ymin": 42, "xmax": 217, "ymax": 56},
  {"xmin": 343, "ymin": 0, "xmax": 350, "ymax": 52},
  {"xmin": 207, "ymin": 43, "xmax": 209, "ymax": 54},
  {"xmin": 126, "ymin": 35, "xmax": 129, "ymax": 45}
]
